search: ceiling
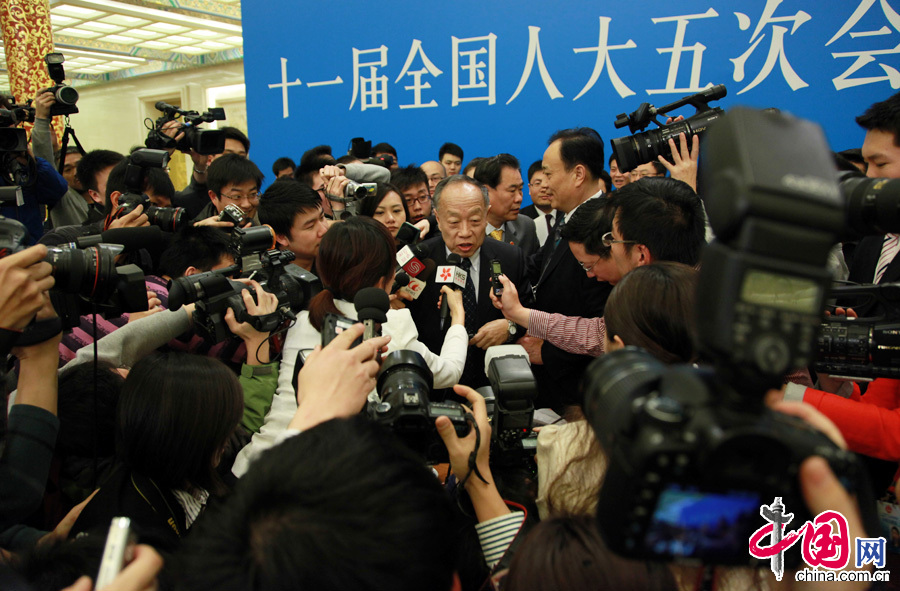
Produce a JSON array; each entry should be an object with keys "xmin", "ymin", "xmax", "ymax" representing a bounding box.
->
[{"xmin": 0, "ymin": 0, "xmax": 242, "ymax": 94}]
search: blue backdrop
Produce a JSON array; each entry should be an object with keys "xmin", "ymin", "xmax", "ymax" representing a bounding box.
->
[{"xmin": 242, "ymin": 0, "xmax": 900, "ymax": 200}]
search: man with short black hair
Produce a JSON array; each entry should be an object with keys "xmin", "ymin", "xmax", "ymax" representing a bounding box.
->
[
  {"xmin": 258, "ymin": 179, "xmax": 328, "ymax": 272},
  {"xmin": 473, "ymin": 154, "xmax": 538, "ymax": 257},
  {"xmin": 631, "ymin": 161, "xmax": 666, "ymax": 180},
  {"xmin": 272, "ymin": 157, "xmax": 296, "ymax": 178},
  {"xmin": 174, "ymin": 126, "xmax": 251, "ymax": 218},
  {"xmin": 392, "ymin": 165, "xmax": 438, "ymax": 238},
  {"xmin": 193, "ymin": 154, "xmax": 264, "ymax": 225},
  {"xmin": 439, "ymin": 142, "xmax": 464, "ymax": 176},
  {"xmin": 75, "ymin": 150, "xmax": 125, "ymax": 223},
  {"xmin": 372, "ymin": 141, "xmax": 399, "ymax": 169}
]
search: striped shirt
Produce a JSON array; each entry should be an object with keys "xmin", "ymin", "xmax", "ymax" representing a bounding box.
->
[{"xmin": 474, "ymin": 511, "xmax": 526, "ymax": 569}]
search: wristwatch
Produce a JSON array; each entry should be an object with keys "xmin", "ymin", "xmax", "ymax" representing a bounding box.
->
[{"xmin": 506, "ymin": 320, "xmax": 517, "ymax": 343}]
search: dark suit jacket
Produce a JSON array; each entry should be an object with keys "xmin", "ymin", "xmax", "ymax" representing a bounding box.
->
[
  {"xmin": 408, "ymin": 236, "xmax": 534, "ymax": 390},
  {"xmin": 497, "ymin": 215, "xmax": 539, "ymax": 259},
  {"xmin": 520, "ymin": 204, "xmax": 540, "ymax": 219},
  {"xmin": 847, "ymin": 235, "xmax": 900, "ymax": 316},
  {"xmin": 527, "ymin": 231, "xmax": 612, "ymax": 411}
]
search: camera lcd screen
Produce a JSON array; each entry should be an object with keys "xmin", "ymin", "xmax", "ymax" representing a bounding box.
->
[
  {"xmin": 740, "ymin": 270, "xmax": 820, "ymax": 314},
  {"xmin": 644, "ymin": 484, "xmax": 759, "ymax": 560}
]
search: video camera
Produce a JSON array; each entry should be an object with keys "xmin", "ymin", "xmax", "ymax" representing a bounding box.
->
[
  {"xmin": 611, "ymin": 84, "xmax": 726, "ymax": 173},
  {"xmin": 584, "ymin": 107, "xmax": 866, "ymax": 567},
  {"xmin": 109, "ymin": 149, "xmax": 190, "ymax": 232},
  {"xmin": 168, "ymin": 225, "xmax": 317, "ymax": 343},
  {"xmin": 0, "ymin": 101, "xmax": 33, "ymax": 161},
  {"xmin": 144, "ymin": 101, "xmax": 226, "ymax": 155},
  {"xmin": 0, "ymin": 216, "xmax": 148, "ymax": 331},
  {"xmin": 44, "ymin": 53, "xmax": 79, "ymax": 117}
]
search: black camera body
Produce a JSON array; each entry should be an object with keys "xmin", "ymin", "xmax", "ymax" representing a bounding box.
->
[
  {"xmin": 45, "ymin": 53, "xmax": 79, "ymax": 117},
  {"xmin": 145, "ymin": 102, "xmax": 226, "ymax": 155},
  {"xmin": 585, "ymin": 107, "xmax": 868, "ymax": 567},
  {"xmin": 586, "ymin": 349, "xmax": 861, "ymax": 567},
  {"xmin": 611, "ymin": 84, "xmax": 726, "ymax": 173},
  {"xmin": 1, "ymin": 105, "xmax": 33, "ymax": 154},
  {"xmin": 481, "ymin": 346, "xmax": 537, "ymax": 461},
  {"xmin": 110, "ymin": 149, "xmax": 189, "ymax": 232},
  {"xmin": 368, "ymin": 350, "xmax": 469, "ymax": 464}
]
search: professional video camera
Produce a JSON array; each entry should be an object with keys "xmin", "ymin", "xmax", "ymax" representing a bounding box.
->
[
  {"xmin": 347, "ymin": 136, "xmax": 394, "ymax": 168},
  {"xmin": 144, "ymin": 101, "xmax": 226, "ymax": 155},
  {"xmin": 584, "ymin": 107, "xmax": 867, "ymax": 568},
  {"xmin": 0, "ymin": 216, "xmax": 148, "ymax": 331},
  {"xmin": 611, "ymin": 84, "xmax": 726, "ymax": 173},
  {"xmin": 109, "ymin": 149, "xmax": 190, "ymax": 232},
  {"xmin": 44, "ymin": 52, "xmax": 79, "ymax": 117},
  {"xmin": 168, "ymin": 225, "xmax": 317, "ymax": 342},
  {"xmin": 368, "ymin": 350, "xmax": 470, "ymax": 464},
  {"xmin": 479, "ymin": 345, "xmax": 538, "ymax": 467},
  {"xmin": 0, "ymin": 101, "xmax": 33, "ymax": 157}
]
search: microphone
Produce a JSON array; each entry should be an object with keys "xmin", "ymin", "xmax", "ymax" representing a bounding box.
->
[
  {"xmin": 397, "ymin": 244, "xmax": 428, "ymax": 278},
  {"xmin": 354, "ymin": 287, "xmax": 390, "ymax": 341},
  {"xmin": 399, "ymin": 258, "xmax": 436, "ymax": 301},
  {"xmin": 391, "ymin": 272, "xmax": 410, "ymax": 294},
  {"xmin": 436, "ymin": 253, "xmax": 468, "ymax": 327}
]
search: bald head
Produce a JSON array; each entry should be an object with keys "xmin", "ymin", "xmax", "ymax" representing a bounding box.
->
[{"xmin": 421, "ymin": 160, "xmax": 446, "ymax": 195}]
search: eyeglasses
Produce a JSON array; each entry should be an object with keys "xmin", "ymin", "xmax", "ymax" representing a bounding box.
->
[
  {"xmin": 220, "ymin": 191, "xmax": 260, "ymax": 204},
  {"xmin": 405, "ymin": 194, "xmax": 431, "ymax": 206},
  {"xmin": 602, "ymin": 231, "xmax": 638, "ymax": 248},
  {"xmin": 578, "ymin": 258, "xmax": 600, "ymax": 272},
  {"xmin": 529, "ymin": 179, "xmax": 544, "ymax": 188}
]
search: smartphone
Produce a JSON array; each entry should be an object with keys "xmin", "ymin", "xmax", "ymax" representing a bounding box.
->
[
  {"xmin": 395, "ymin": 222, "xmax": 420, "ymax": 246},
  {"xmin": 95, "ymin": 517, "xmax": 135, "ymax": 589},
  {"xmin": 490, "ymin": 259, "xmax": 503, "ymax": 298}
]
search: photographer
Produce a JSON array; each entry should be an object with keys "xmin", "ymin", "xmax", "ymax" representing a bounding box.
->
[
  {"xmin": 0, "ymin": 97, "xmax": 67, "ymax": 243},
  {"xmin": 171, "ymin": 125, "xmax": 250, "ymax": 219},
  {"xmin": 192, "ymin": 153, "xmax": 263, "ymax": 227}
]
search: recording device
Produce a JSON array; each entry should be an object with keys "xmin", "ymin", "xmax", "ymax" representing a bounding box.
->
[
  {"xmin": 391, "ymin": 271, "xmax": 410, "ymax": 294},
  {"xmin": 144, "ymin": 101, "xmax": 226, "ymax": 155},
  {"xmin": 320, "ymin": 287, "xmax": 390, "ymax": 347},
  {"xmin": 481, "ymin": 345, "xmax": 537, "ymax": 463},
  {"xmin": 44, "ymin": 52, "xmax": 79, "ymax": 117},
  {"xmin": 395, "ymin": 222, "xmax": 420, "ymax": 247},
  {"xmin": 399, "ymin": 259, "xmax": 435, "ymax": 301},
  {"xmin": 838, "ymin": 168, "xmax": 900, "ymax": 240},
  {"xmin": 0, "ymin": 186, "xmax": 23, "ymax": 206},
  {"xmin": 584, "ymin": 107, "xmax": 866, "ymax": 567},
  {"xmin": 110, "ymin": 149, "xmax": 189, "ymax": 232},
  {"xmin": 219, "ymin": 203, "xmax": 245, "ymax": 226},
  {"xmin": 367, "ymin": 154, "xmax": 394, "ymax": 168},
  {"xmin": 611, "ymin": 84, "xmax": 726, "ymax": 173},
  {"xmin": 0, "ymin": 216, "xmax": 148, "ymax": 330},
  {"xmin": 490, "ymin": 259, "xmax": 503, "ymax": 298},
  {"xmin": 95, "ymin": 517, "xmax": 134, "ymax": 589},
  {"xmin": 345, "ymin": 179, "xmax": 377, "ymax": 201},
  {"xmin": 0, "ymin": 103, "xmax": 32, "ymax": 178},
  {"xmin": 348, "ymin": 137, "xmax": 371, "ymax": 159},
  {"xmin": 367, "ymin": 350, "xmax": 470, "ymax": 464},
  {"xmin": 397, "ymin": 244, "xmax": 428, "ymax": 278},
  {"xmin": 437, "ymin": 253, "xmax": 467, "ymax": 328},
  {"xmin": 168, "ymin": 225, "xmax": 317, "ymax": 342}
]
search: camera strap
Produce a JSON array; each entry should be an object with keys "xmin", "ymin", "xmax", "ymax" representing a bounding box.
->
[
  {"xmin": 57, "ymin": 116, "xmax": 86, "ymax": 172},
  {"xmin": 456, "ymin": 414, "xmax": 490, "ymax": 489}
]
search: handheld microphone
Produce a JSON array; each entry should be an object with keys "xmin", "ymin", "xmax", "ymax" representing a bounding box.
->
[
  {"xmin": 391, "ymin": 272, "xmax": 410, "ymax": 294},
  {"xmin": 437, "ymin": 253, "xmax": 467, "ymax": 327},
  {"xmin": 399, "ymin": 258, "xmax": 436, "ymax": 300},
  {"xmin": 397, "ymin": 244, "xmax": 428, "ymax": 278},
  {"xmin": 354, "ymin": 287, "xmax": 390, "ymax": 341}
]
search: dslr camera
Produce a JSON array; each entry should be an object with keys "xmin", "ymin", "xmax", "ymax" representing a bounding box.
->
[
  {"xmin": 611, "ymin": 84, "xmax": 726, "ymax": 173},
  {"xmin": 145, "ymin": 101, "xmax": 226, "ymax": 155},
  {"xmin": 479, "ymin": 345, "xmax": 537, "ymax": 468},
  {"xmin": 44, "ymin": 53, "xmax": 79, "ymax": 117},
  {"xmin": 110, "ymin": 149, "xmax": 190, "ymax": 232},
  {"xmin": 585, "ymin": 107, "xmax": 866, "ymax": 567}
]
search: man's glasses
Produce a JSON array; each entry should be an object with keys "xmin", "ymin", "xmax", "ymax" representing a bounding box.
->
[
  {"xmin": 405, "ymin": 195, "xmax": 431, "ymax": 206},
  {"xmin": 221, "ymin": 191, "xmax": 260, "ymax": 204},
  {"xmin": 601, "ymin": 231, "xmax": 638, "ymax": 248},
  {"xmin": 578, "ymin": 258, "xmax": 600, "ymax": 272}
]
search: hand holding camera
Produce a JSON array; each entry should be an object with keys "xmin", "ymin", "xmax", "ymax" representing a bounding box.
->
[
  {"xmin": 224, "ymin": 278, "xmax": 279, "ymax": 364},
  {"xmin": 0, "ymin": 243, "xmax": 54, "ymax": 332}
]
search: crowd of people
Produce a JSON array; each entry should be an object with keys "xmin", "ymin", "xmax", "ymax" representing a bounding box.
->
[{"xmin": 0, "ymin": 81, "xmax": 898, "ymax": 591}]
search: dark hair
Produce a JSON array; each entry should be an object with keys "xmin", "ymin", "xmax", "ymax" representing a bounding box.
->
[
  {"xmin": 609, "ymin": 177, "xmax": 706, "ymax": 266},
  {"xmin": 174, "ymin": 416, "xmax": 458, "ymax": 591},
  {"xmin": 17, "ymin": 534, "xmax": 105, "ymax": 591},
  {"xmin": 504, "ymin": 515, "xmax": 677, "ymax": 591},
  {"xmin": 272, "ymin": 157, "xmax": 296, "ymax": 176},
  {"xmin": 57, "ymin": 361, "xmax": 122, "ymax": 460},
  {"xmin": 472, "ymin": 153, "xmax": 520, "ymax": 189},
  {"xmin": 207, "ymin": 153, "xmax": 264, "ymax": 196},
  {"xmin": 307, "ymin": 217, "xmax": 394, "ymax": 331},
  {"xmin": 145, "ymin": 166, "xmax": 175, "ymax": 203},
  {"xmin": 372, "ymin": 141, "xmax": 397, "ymax": 158},
  {"xmin": 335, "ymin": 154, "xmax": 358, "ymax": 165},
  {"xmin": 598, "ymin": 169, "xmax": 613, "ymax": 192},
  {"xmin": 561, "ymin": 196, "xmax": 612, "ymax": 257},
  {"xmin": 548, "ymin": 127, "xmax": 605, "ymax": 179},
  {"xmin": 527, "ymin": 159, "xmax": 543, "ymax": 182},
  {"xmin": 75, "ymin": 149, "xmax": 124, "ymax": 193},
  {"xmin": 221, "ymin": 126, "xmax": 250, "ymax": 153},
  {"xmin": 856, "ymin": 91, "xmax": 900, "ymax": 146},
  {"xmin": 116, "ymin": 352, "xmax": 243, "ymax": 495},
  {"xmin": 463, "ymin": 157, "xmax": 486, "ymax": 177},
  {"xmin": 102, "ymin": 156, "xmax": 174, "ymax": 214},
  {"xmin": 604, "ymin": 262, "xmax": 698, "ymax": 364},
  {"xmin": 158, "ymin": 225, "xmax": 231, "ymax": 278},
  {"xmin": 646, "ymin": 161, "xmax": 667, "ymax": 175},
  {"xmin": 257, "ymin": 177, "xmax": 321, "ymax": 238},
  {"xmin": 296, "ymin": 145, "xmax": 334, "ymax": 181},
  {"xmin": 390, "ymin": 164, "xmax": 428, "ymax": 193},
  {"xmin": 359, "ymin": 182, "xmax": 410, "ymax": 220},
  {"xmin": 439, "ymin": 142, "xmax": 464, "ymax": 161}
]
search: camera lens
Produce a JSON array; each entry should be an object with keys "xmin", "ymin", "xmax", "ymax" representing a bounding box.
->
[
  {"xmin": 842, "ymin": 171, "xmax": 900, "ymax": 236},
  {"xmin": 44, "ymin": 245, "xmax": 120, "ymax": 300},
  {"xmin": 377, "ymin": 350, "xmax": 433, "ymax": 405},
  {"xmin": 54, "ymin": 85, "xmax": 79, "ymax": 106},
  {"xmin": 145, "ymin": 206, "xmax": 188, "ymax": 232}
]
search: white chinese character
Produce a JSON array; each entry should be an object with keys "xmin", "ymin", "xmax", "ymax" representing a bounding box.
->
[
  {"xmin": 267, "ymin": 58, "xmax": 303, "ymax": 119},
  {"xmin": 647, "ymin": 8, "xmax": 719, "ymax": 95},
  {"xmin": 452, "ymin": 34, "xmax": 497, "ymax": 106},
  {"xmin": 572, "ymin": 16, "xmax": 638, "ymax": 100},
  {"xmin": 350, "ymin": 46, "xmax": 389, "ymax": 111},
  {"xmin": 395, "ymin": 39, "xmax": 443, "ymax": 109},
  {"xmin": 731, "ymin": 0, "xmax": 811, "ymax": 95},
  {"xmin": 827, "ymin": 0, "xmax": 900, "ymax": 90},
  {"xmin": 507, "ymin": 26, "xmax": 563, "ymax": 105}
]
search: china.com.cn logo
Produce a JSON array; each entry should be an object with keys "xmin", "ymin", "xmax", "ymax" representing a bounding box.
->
[{"xmin": 748, "ymin": 497, "xmax": 890, "ymax": 583}]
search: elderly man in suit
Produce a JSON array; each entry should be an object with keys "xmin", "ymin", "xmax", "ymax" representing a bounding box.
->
[
  {"xmin": 407, "ymin": 175, "xmax": 534, "ymax": 389},
  {"xmin": 474, "ymin": 154, "xmax": 540, "ymax": 258}
]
